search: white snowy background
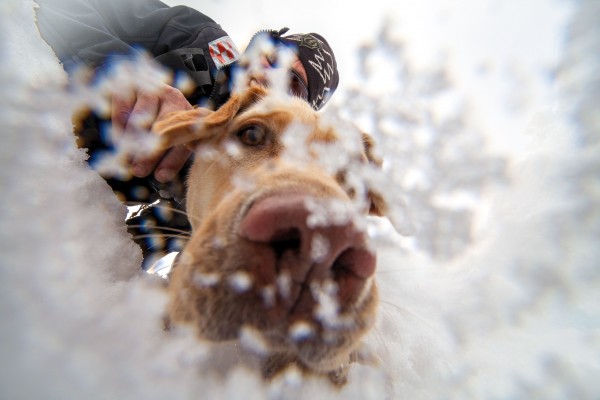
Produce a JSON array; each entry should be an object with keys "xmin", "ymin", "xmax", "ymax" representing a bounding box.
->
[{"xmin": 1, "ymin": 0, "xmax": 599, "ymax": 398}]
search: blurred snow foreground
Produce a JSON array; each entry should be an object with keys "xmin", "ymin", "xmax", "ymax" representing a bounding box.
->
[{"xmin": 1, "ymin": 0, "xmax": 599, "ymax": 398}]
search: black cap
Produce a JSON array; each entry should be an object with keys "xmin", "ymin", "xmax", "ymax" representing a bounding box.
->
[{"xmin": 275, "ymin": 29, "xmax": 339, "ymax": 110}]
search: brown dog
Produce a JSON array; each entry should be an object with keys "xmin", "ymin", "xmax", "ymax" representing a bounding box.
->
[{"xmin": 152, "ymin": 84, "xmax": 387, "ymax": 384}]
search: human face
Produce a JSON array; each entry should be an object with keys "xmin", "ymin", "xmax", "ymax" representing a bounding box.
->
[{"xmin": 257, "ymin": 46, "xmax": 309, "ymax": 101}]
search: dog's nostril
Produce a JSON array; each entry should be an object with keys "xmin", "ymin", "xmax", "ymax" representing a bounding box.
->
[
  {"xmin": 269, "ymin": 228, "xmax": 301, "ymax": 259},
  {"xmin": 332, "ymin": 247, "xmax": 376, "ymax": 281},
  {"xmin": 330, "ymin": 247, "xmax": 376, "ymax": 304},
  {"xmin": 332, "ymin": 250, "xmax": 352, "ymax": 279}
]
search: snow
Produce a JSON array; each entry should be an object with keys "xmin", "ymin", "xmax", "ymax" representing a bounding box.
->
[{"xmin": 1, "ymin": 0, "xmax": 599, "ymax": 399}]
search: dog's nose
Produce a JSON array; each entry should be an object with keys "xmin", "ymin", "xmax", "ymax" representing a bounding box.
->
[{"xmin": 239, "ymin": 193, "xmax": 376, "ymax": 307}]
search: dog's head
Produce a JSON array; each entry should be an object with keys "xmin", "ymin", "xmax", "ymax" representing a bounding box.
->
[{"xmin": 153, "ymin": 84, "xmax": 387, "ymax": 381}]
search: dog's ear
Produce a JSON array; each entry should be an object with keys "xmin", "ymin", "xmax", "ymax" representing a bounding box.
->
[
  {"xmin": 362, "ymin": 133, "xmax": 388, "ymax": 217},
  {"xmin": 152, "ymin": 84, "xmax": 267, "ymax": 151},
  {"xmin": 152, "ymin": 107, "xmax": 212, "ymax": 150},
  {"xmin": 203, "ymin": 84, "xmax": 266, "ymax": 127}
]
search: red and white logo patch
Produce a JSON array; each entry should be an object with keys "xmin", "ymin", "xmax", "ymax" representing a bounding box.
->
[{"xmin": 208, "ymin": 36, "xmax": 241, "ymax": 69}]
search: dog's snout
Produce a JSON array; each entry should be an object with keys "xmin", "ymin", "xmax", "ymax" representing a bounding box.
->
[{"xmin": 239, "ymin": 193, "xmax": 376, "ymax": 306}]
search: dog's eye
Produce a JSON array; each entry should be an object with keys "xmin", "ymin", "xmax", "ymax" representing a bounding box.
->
[{"xmin": 237, "ymin": 125, "xmax": 267, "ymax": 146}]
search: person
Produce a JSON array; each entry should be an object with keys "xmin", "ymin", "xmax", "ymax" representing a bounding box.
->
[{"xmin": 35, "ymin": 0, "xmax": 340, "ymax": 268}]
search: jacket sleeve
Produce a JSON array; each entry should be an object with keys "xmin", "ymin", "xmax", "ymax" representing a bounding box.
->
[{"xmin": 35, "ymin": 0, "xmax": 239, "ymax": 99}]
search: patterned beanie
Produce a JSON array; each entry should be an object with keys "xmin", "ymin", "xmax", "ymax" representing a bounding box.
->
[
  {"xmin": 275, "ymin": 29, "xmax": 339, "ymax": 110},
  {"xmin": 210, "ymin": 28, "xmax": 340, "ymax": 110}
]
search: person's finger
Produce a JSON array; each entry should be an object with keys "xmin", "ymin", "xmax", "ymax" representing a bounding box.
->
[
  {"xmin": 131, "ymin": 142, "xmax": 164, "ymax": 178},
  {"xmin": 154, "ymin": 145, "xmax": 194, "ymax": 183},
  {"xmin": 128, "ymin": 90, "xmax": 163, "ymax": 177},
  {"xmin": 157, "ymin": 85, "xmax": 194, "ymax": 117},
  {"xmin": 111, "ymin": 94, "xmax": 136, "ymax": 131},
  {"xmin": 131, "ymin": 153, "xmax": 161, "ymax": 178},
  {"xmin": 125, "ymin": 91, "xmax": 160, "ymax": 132}
]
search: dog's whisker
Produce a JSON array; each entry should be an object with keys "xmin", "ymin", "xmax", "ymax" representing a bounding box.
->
[
  {"xmin": 127, "ymin": 224, "xmax": 192, "ymax": 236},
  {"xmin": 125, "ymin": 201, "xmax": 202, "ymax": 224},
  {"xmin": 131, "ymin": 233, "xmax": 191, "ymax": 242},
  {"xmin": 125, "ymin": 200, "xmax": 164, "ymax": 207},
  {"xmin": 367, "ymin": 326, "xmax": 392, "ymax": 368},
  {"xmin": 379, "ymin": 300, "xmax": 440, "ymax": 335}
]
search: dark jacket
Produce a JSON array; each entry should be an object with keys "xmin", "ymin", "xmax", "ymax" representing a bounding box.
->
[{"xmin": 35, "ymin": 0, "xmax": 239, "ymax": 103}]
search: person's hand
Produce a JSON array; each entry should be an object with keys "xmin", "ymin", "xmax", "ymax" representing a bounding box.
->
[{"xmin": 112, "ymin": 83, "xmax": 194, "ymax": 183}]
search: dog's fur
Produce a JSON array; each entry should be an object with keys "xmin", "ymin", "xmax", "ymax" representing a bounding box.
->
[{"xmin": 152, "ymin": 84, "xmax": 386, "ymax": 384}]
